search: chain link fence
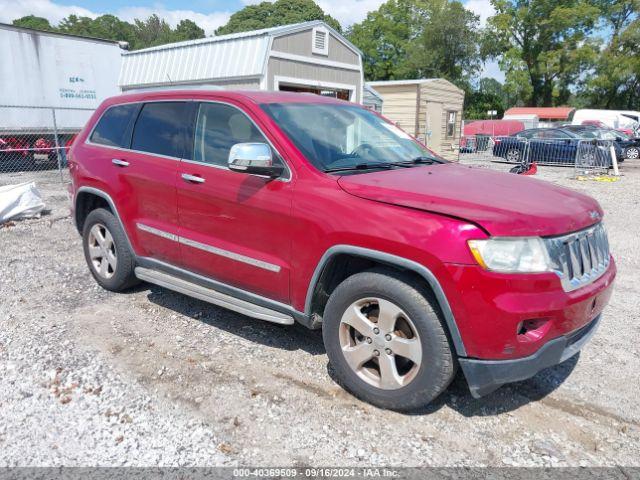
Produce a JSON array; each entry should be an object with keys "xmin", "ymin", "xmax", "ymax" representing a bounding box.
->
[
  {"xmin": 0, "ymin": 105, "xmax": 94, "ymax": 182},
  {"xmin": 459, "ymin": 134, "xmax": 618, "ymax": 176}
]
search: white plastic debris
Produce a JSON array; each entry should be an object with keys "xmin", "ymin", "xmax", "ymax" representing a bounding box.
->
[{"xmin": 0, "ymin": 182, "xmax": 46, "ymax": 223}]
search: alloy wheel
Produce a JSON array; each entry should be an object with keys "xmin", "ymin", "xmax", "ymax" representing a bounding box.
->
[
  {"xmin": 626, "ymin": 147, "xmax": 639, "ymax": 160},
  {"xmin": 87, "ymin": 223, "xmax": 117, "ymax": 279},
  {"xmin": 338, "ymin": 297, "xmax": 422, "ymax": 390},
  {"xmin": 506, "ymin": 149, "xmax": 520, "ymax": 162}
]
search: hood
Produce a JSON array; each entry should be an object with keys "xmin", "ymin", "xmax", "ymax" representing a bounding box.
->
[{"xmin": 337, "ymin": 163, "xmax": 603, "ymax": 237}]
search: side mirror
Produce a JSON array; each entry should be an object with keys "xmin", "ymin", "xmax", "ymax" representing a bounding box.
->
[{"xmin": 228, "ymin": 143, "xmax": 283, "ymax": 178}]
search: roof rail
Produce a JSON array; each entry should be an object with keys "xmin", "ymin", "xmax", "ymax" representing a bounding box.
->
[{"xmin": 122, "ymin": 85, "xmax": 225, "ymax": 93}]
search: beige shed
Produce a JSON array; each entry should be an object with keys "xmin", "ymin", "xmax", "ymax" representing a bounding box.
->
[{"xmin": 366, "ymin": 79, "xmax": 465, "ymax": 161}]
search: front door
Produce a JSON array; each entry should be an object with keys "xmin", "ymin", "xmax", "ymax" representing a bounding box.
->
[{"xmin": 176, "ymin": 101, "xmax": 293, "ymax": 304}]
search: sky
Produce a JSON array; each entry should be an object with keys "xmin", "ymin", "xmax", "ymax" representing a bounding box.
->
[{"xmin": 0, "ymin": 0, "xmax": 505, "ymax": 81}]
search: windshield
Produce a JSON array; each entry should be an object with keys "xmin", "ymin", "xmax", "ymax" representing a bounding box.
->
[{"xmin": 261, "ymin": 103, "xmax": 444, "ymax": 173}]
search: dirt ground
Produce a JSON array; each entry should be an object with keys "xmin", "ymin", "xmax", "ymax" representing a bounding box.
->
[{"xmin": 1, "ymin": 159, "xmax": 639, "ymax": 467}]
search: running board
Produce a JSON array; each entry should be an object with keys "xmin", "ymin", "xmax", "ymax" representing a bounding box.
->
[{"xmin": 134, "ymin": 267, "xmax": 295, "ymax": 325}]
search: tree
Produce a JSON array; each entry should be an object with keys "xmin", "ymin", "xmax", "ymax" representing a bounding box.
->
[
  {"xmin": 215, "ymin": 0, "xmax": 341, "ymax": 35},
  {"xmin": 486, "ymin": 0, "xmax": 601, "ymax": 107},
  {"xmin": 12, "ymin": 12, "xmax": 207, "ymax": 50},
  {"xmin": 58, "ymin": 15, "xmax": 99, "ymax": 37},
  {"xmin": 12, "ymin": 15, "xmax": 55, "ymax": 31},
  {"xmin": 133, "ymin": 14, "xmax": 175, "ymax": 48},
  {"xmin": 347, "ymin": 0, "xmax": 481, "ymax": 84},
  {"xmin": 463, "ymin": 79, "xmax": 509, "ymax": 119},
  {"xmin": 580, "ymin": 0, "xmax": 640, "ymax": 109},
  {"xmin": 347, "ymin": 0, "xmax": 414, "ymax": 80},
  {"xmin": 404, "ymin": 0, "xmax": 481, "ymax": 83},
  {"xmin": 174, "ymin": 19, "xmax": 205, "ymax": 42}
]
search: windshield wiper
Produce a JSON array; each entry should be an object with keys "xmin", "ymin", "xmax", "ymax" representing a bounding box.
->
[
  {"xmin": 324, "ymin": 162, "xmax": 395, "ymax": 173},
  {"xmin": 396, "ymin": 156, "xmax": 443, "ymax": 166}
]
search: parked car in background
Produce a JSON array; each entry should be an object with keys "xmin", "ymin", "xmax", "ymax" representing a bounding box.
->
[
  {"xmin": 33, "ymin": 137, "xmax": 57, "ymax": 164},
  {"xmin": 493, "ymin": 127, "xmax": 620, "ymax": 165},
  {"xmin": 0, "ymin": 136, "xmax": 30, "ymax": 165},
  {"xmin": 571, "ymin": 109, "xmax": 640, "ymax": 137},
  {"xmin": 69, "ymin": 89, "xmax": 615, "ymax": 410},
  {"xmin": 564, "ymin": 125, "xmax": 631, "ymax": 161}
]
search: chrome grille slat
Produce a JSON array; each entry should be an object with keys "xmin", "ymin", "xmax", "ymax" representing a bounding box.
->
[{"xmin": 545, "ymin": 223, "xmax": 610, "ymax": 292}]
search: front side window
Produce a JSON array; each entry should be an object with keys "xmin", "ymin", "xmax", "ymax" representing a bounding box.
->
[
  {"xmin": 446, "ymin": 111, "xmax": 457, "ymax": 138},
  {"xmin": 192, "ymin": 103, "xmax": 270, "ymax": 167},
  {"xmin": 90, "ymin": 104, "xmax": 138, "ymax": 148},
  {"xmin": 261, "ymin": 103, "xmax": 443, "ymax": 173},
  {"xmin": 131, "ymin": 102, "xmax": 189, "ymax": 158}
]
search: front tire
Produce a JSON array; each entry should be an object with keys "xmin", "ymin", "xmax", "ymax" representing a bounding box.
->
[
  {"xmin": 82, "ymin": 208, "xmax": 138, "ymax": 291},
  {"xmin": 505, "ymin": 148, "xmax": 521, "ymax": 163},
  {"xmin": 322, "ymin": 270, "xmax": 455, "ymax": 411}
]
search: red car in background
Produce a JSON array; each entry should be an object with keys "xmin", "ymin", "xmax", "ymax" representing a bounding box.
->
[
  {"xmin": 580, "ymin": 120, "xmax": 636, "ymax": 138},
  {"xmin": 461, "ymin": 119, "xmax": 525, "ymax": 153}
]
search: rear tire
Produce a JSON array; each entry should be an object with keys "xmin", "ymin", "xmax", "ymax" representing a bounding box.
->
[
  {"xmin": 82, "ymin": 208, "xmax": 139, "ymax": 291},
  {"xmin": 322, "ymin": 269, "xmax": 456, "ymax": 411}
]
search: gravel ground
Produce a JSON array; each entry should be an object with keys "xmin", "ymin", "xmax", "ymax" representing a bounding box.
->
[{"xmin": 0, "ymin": 160, "xmax": 639, "ymax": 467}]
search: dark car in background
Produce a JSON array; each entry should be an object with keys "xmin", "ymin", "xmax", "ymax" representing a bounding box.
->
[{"xmin": 493, "ymin": 126, "xmax": 622, "ymax": 166}]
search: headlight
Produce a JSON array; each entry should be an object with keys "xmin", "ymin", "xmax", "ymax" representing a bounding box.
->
[{"xmin": 467, "ymin": 237, "xmax": 552, "ymax": 273}]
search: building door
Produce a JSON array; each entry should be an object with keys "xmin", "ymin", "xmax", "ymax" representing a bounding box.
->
[
  {"xmin": 278, "ymin": 84, "xmax": 351, "ymax": 101},
  {"xmin": 425, "ymin": 101, "xmax": 443, "ymax": 153}
]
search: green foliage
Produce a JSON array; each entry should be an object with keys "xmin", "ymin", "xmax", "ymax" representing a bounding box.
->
[
  {"xmin": 12, "ymin": 15, "xmax": 55, "ymax": 31},
  {"xmin": 12, "ymin": 13, "xmax": 204, "ymax": 50},
  {"xmin": 486, "ymin": 0, "xmax": 602, "ymax": 107},
  {"xmin": 579, "ymin": 0, "xmax": 640, "ymax": 109},
  {"xmin": 347, "ymin": 0, "xmax": 415, "ymax": 80},
  {"xmin": 347, "ymin": 0, "xmax": 481, "ymax": 85},
  {"xmin": 215, "ymin": 0, "xmax": 341, "ymax": 35},
  {"xmin": 133, "ymin": 14, "xmax": 175, "ymax": 48},
  {"xmin": 464, "ymin": 78, "xmax": 510, "ymax": 119},
  {"xmin": 174, "ymin": 19, "xmax": 206, "ymax": 42}
]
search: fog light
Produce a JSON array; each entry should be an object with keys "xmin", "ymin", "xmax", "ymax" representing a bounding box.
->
[{"xmin": 517, "ymin": 318, "xmax": 551, "ymax": 342}]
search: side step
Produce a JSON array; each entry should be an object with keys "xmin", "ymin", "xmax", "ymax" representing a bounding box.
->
[{"xmin": 134, "ymin": 267, "xmax": 294, "ymax": 325}]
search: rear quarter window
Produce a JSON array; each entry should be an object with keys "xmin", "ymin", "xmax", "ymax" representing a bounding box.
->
[
  {"xmin": 131, "ymin": 102, "xmax": 189, "ymax": 158},
  {"xmin": 89, "ymin": 104, "xmax": 138, "ymax": 147}
]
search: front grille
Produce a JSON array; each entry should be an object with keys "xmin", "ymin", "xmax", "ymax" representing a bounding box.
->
[{"xmin": 545, "ymin": 223, "xmax": 610, "ymax": 292}]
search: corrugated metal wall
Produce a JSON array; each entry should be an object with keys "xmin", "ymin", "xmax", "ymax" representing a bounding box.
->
[{"xmin": 119, "ymin": 36, "xmax": 270, "ymax": 89}]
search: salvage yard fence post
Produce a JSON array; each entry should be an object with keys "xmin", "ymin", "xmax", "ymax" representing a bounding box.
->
[{"xmin": 0, "ymin": 104, "xmax": 95, "ymax": 185}]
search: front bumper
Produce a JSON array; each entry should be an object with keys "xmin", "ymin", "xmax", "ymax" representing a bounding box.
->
[{"xmin": 459, "ymin": 315, "xmax": 601, "ymax": 398}]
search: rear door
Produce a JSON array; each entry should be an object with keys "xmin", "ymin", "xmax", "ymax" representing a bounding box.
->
[
  {"xmin": 112, "ymin": 101, "xmax": 190, "ymax": 265},
  {"xmin": 176, "ymin": 101, "xmax": 293, "ymax": 303}
]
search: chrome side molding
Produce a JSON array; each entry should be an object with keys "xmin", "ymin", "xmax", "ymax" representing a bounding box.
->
[{"xmin": 134, "ymin": 266, "xmax": 295, "ymax": 325}]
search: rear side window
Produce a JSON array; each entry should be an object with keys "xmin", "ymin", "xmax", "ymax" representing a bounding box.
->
[
  {"xmin": 131, "ymin": 102, "xmax": 189, "ymax": 158},
  {"xmin": 90, "ymin": 104, "xmax": 138, "ymax": 147}
]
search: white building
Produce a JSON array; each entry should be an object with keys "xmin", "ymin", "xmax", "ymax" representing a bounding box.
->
[{"xmin": 119, "ymin": 21, "xmax": 365, "ymax": 103}]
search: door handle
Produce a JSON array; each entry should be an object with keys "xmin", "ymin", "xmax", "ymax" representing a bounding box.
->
[
  {"xmin": 112, "ymin": 159, "xmax": 130, "ymax": 167},
  {"xmin": 181, "ymin": 173, "xmax": 205, "ymax": 184}
]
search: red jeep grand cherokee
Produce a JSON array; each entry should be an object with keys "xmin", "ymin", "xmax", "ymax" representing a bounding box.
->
[{"xmin": 68, "ymin": 90, "xmax": 615, "ymax": 410}]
